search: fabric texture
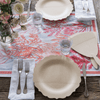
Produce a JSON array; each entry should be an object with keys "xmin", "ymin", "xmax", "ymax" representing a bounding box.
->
[
  {"xmin": 0, "ymin": 12, "xmax": 99, "ymax": 76},
  {"xmin": 8, "ymin": 59, "xmax": 35, "ymax": 100}
]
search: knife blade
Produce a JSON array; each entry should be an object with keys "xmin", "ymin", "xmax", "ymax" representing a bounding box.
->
[{"xmin": 82, "ymin": 63, "xmax": 86, "ymax": 79}]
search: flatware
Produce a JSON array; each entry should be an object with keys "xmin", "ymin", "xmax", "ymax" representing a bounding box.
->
[
  {"xmin": 81, "ymin": 0, "xmax": 90, "ymax": 13},
  {"xmin": 86, "ymin": 0, "xmax": 90, "ymax": 13},
  {"xmin": 24, "ymin": 62, "xmax": 29, "ymax": 94},
  {"xmin": 17, "ymin": 59, "xmax": 23, "ymax": 94},
  {"xmin": 81, "ymin": 0, "xmax": 85, "ymax": 11},
  {"xmin": 82, "ymin": 63, "xmax": 89, "ymax": 98},
  {"xmin": 27, "ymin": 0, "xmax": 32, "ymax": 18}
]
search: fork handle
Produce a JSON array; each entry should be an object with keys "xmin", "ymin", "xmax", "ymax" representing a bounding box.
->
[
  {"xmin": 24, "ymin": 74, "xmax": 27, "ymax": 94},
  {"xmin": 17, "ymin": 72, "xmax": 21, "ymax": 94}
]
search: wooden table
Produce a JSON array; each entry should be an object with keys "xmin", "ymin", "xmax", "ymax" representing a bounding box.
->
[{"xmin": 1, "ymin": 0, "xmax": 100, "ymax": 100}]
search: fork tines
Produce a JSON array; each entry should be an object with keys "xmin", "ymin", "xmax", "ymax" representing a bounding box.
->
[
  {"xmin": 18, "ymin": 59, "xmax": 23, "ymax": 70},
  {"xmin": 25, "ymin": 62, "xmax": 30, "ymax": 73}
]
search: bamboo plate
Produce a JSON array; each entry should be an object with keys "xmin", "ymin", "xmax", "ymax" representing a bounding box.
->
[
  {"xmin": 35, "ymin": 0, "xmax": 73, "ymax": 20},
  {"xmin": 69, "ymin": 32, "xmax": 100, "ymax": 69},
  {"xmin": 33, "ymin": 55, "xmax": 81, "ymax": 99}
]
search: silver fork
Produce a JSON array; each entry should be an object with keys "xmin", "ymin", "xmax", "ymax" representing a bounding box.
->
[
  {"xmin": 24, "ymin": 62, "xmax": 29, "ymax": 94},
  {"xmin": 17, "ymin": 59, "xmax": 23, "ymax": 94}
]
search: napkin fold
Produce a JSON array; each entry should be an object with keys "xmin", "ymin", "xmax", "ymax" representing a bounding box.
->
[
  {"xmin": 74, "ymin": 0, "xmax": 96, "ymax": 20},
  {"xmin": 8, "ymin": 59, "xmax": 35, "ymax": 100}
]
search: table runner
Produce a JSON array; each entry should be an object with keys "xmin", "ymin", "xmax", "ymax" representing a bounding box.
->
[{"xmin": 0, "ymin": 12, "xmax": 99, "ymax": 77}]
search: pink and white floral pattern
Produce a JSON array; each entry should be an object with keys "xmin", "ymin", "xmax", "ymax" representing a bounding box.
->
[{"xmin": 0, "ymin": 12, "xmax": 99, "ymax": 76}]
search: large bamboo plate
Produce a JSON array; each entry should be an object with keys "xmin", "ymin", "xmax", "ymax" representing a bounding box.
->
[
  {"xmin": 35, "ymin": 0, "xmax": 73, "ymax": 20},
  {"xmin": 33, "ymin": 55, "xmax": 81, "ymax": 99},
  {"xmin": 69, "ymin": 32, "xmax": 100, "ymax": 69}
]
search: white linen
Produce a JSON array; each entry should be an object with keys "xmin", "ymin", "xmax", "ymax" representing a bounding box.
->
[
  {"xmin": 8, "ymin": 59, "xmax": 35, "ymax": 100},
  {"xmin": 74, "ymin": 0, "xmax": 96, "ymax": 20}
]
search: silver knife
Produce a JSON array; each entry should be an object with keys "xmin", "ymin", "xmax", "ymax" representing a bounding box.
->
[
  {"xmin": 27, "ymin": 0, "xmax": 32, "ymax": 18},
  {"xmin": 82, "ymin": 63, "xmax": 89, "ymax": 98}
]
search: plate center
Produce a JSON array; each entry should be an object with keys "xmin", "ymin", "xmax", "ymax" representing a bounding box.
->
[
  {"xmin": 40, "ymin": 60, "xmax": 73, "ymax": 89},
  {"xmin": 41, "ymin": 0, "xmax": 66, "ymax": 16}
]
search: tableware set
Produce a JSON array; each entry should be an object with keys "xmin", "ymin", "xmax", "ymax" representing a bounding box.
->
[
  {"xmin": 34, "ymin": 55, "xmax": 81, "ymax": 99},
  {"xmin": 8, "ymin": 0, "xmax": 100, "ymax": 99},
  {"xmin": 32, "ymin": 12, "xmax": 43, "ymax": 27},
  {"xmin": 8, "ymin": 59, "xmax": 35, "ymax": 100},
  {"xmin": 35, "ymin": 0, "xmax": 73, "ymax": 20},
  {"xmin": 86, "ymin": 0, "xmax": 90, "ymax": 13},
  {"xmin": 74, "ymin": 0, "xmax": 96, "ymax": 20},
  {"xmin": 60, "ymin": 39, "xmax": 72, "ymax": 55},
  {"xmin": 24, "ymin": 62, "xmax": 30, "ymax": 94},
  {"xmin": 17, "ymin": 60, "xmax": 30, "ymax": 94},
  {"xmin": 81, "ymin": 0, "xmax": 90, "ymax": 13},
  {"xmin": 17, "ymin": 59, "xmax": 23, "ymax": 94}
]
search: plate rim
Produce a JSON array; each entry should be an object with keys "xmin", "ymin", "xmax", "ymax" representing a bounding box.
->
[
  {"xmin": 35, "ymin": 0, "xmax": 73, "ymax": 21},
  {"xmin": 33, "ymin": 55, "xmax": 81, "ymax": 99}
]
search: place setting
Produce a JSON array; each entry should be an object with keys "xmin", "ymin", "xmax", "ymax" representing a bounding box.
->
[
  {"xmin": 0, "ymin": 0, "xmax": 100, "ymax": 99},
  {"xmin": 8, "ymin": 59, "xmax": 35, "ymax": 100}
]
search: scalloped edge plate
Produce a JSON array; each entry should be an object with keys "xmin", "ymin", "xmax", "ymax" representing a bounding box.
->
[
  {"xmin": 35, "ymin": 0, "xmax": 73, "ymax": 20},
  {"xmin": 33, "ymin": 55, "xmax": 81, "ymax": 99}
]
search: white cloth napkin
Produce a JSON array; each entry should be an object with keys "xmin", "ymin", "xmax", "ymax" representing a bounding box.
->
[
  {"xmin": 74, "ymin": 0, "xmax": 96, "ymax": 20},
  {"xmin": 8, "ymin": 59, "xmax": 35, "ymax": 100}
]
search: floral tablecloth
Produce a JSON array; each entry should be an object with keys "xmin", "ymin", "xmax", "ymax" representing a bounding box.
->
[{"xmin": 0, "ymin": 12, "xmax": 100, "ymax": 77}]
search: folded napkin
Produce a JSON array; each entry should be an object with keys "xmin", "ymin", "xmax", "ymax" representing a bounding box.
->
[
  {"xmin": 8, "ymin": 59, "xmax": 35, "ymax": 100},
  {"xmin": 74, "ymin": 0, "xmax": 96, "ymax": 20}
]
